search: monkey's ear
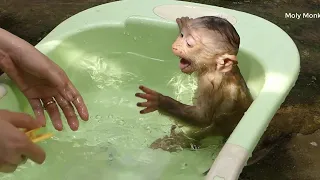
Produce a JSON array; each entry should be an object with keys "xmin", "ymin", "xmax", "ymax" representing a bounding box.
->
[
  {"xmin": 216, "ymin": 54, "xmax": 237, "ymax": 73},
  {"xmin": 176, "ymin": 18, "xmax": 182, "ymax": 30}
]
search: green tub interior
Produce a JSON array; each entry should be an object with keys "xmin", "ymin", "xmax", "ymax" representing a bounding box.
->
[{"xmin": 0, "ymin": 16, "xmax": 266, "ymax": 180}]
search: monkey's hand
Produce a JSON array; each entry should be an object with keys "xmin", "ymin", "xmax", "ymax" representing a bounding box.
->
[
  {"xmin": 135, "ymin": 85, "xmax": 163, "ymax": 114},
  {"xmin": 135, "ymin": 85, "xmax": 209, "ymax": 127}
]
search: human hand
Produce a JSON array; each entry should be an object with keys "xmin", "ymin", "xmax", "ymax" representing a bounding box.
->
[
  {"xmin": 0, "ymin": 110, "xmax": 45, "ymax": 173},
  {"xmin": 0, "ymin": 49, "xmax": 88, "ymax": 131},
  {"xmin": 0, "ymin": 28, "xmax": 89, "ymax": 131},
  {"xmin": 135, "ymin": 85, "xmax": 163, "ymax": 114}
]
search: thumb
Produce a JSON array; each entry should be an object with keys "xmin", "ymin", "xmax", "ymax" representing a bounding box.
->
[{"xmin": 0, "ymin": 110, "xmax": 41, "ymax": 130}]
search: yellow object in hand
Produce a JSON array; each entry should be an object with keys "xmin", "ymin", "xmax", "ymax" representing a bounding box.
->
[{"xmin": 24, "ymin": 128, "xmax": 53, "ymax": 143}]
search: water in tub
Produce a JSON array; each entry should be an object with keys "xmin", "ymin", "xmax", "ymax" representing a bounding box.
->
[{"xmin": 0, "ymin": 52, "xmax": 224, "ymax": 180}]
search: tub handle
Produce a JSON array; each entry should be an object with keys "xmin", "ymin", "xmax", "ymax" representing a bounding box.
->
[{"xmin": 205, "ymin": 143, "xmax": 249, "ymax": 180}]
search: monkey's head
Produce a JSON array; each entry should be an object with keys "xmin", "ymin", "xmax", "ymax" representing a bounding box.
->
[{"xmin": 172, "ymin": 16, "xmax": 240, "ymax": 75}]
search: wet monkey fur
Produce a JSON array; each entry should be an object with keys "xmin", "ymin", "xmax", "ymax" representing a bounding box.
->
[
  {"xmin": 136, "ymin": 16, "xmax": 252, "ymax": 149},
  {"xmin": 135, "ymin": 16, "xmax": 275, "ymax": 174}
]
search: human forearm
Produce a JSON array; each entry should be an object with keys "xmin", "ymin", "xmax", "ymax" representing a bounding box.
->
[
  {"xmin": 0, "ymin": 28, "xmax": 60, "ymax": 79},
  {"xmin": 0, "ymin": 28, "xmax": 28, "ymax": 61}
]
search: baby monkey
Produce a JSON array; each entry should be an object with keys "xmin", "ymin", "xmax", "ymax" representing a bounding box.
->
[{"xmin": 135, "ymin": 16, "xmax": 253, "ymax": 151}]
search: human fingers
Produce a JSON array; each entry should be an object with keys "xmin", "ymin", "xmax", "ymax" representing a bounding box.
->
[
  {"xmin": 5, "ymin": 154, "xmax": 26, "ymax": 166},
  {"xmin": 19, "ymin": 140, "xmax": 45, "ymax": 164},
  {"xmin": 28, "ymin": 99, "xmax": 46, "ymax": 127},
  {"xmin": 58, "ymin": 83, "xmax": 89, "ymax": 121},
  {"xmin": 0, "ymin": 163, "xmax": 18, "ymax": 173},
  {"xmin": 71, "ymin": 95, "xmax": 88, "ymax": 122},
  {"xmin": 54, "ymin": 94, "xmax": 79, "ymax": 131},
  {"xmin": 0, "ymin": 111, "xmax": 45, "ymax": 164},
  {"xmin": 0, "ymin": 110, "xmax": 41, "ymax": 130},
  {"xmin": 42, "ymin": 98, "xmax": 63, "ymax": 131}
]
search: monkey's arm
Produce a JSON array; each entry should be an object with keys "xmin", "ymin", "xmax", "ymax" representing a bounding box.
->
[{"xmin": 158, "ymin": 95, "xmax": 211, "ymax": 127}]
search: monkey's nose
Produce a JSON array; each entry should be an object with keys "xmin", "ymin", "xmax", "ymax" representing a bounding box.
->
[{"xmin": 172, "ymin": 47, "xmax": 179, "ymax": 53}]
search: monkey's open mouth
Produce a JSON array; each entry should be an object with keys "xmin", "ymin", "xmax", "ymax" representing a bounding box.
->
[{"xmin": 179, "ymin": 58, "xmax": 192, "ymax": 70}]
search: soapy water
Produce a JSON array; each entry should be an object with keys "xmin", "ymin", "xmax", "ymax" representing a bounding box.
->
[{"xmin": 0, "ymin": 52, "xmax": 223, "ymax": 180}]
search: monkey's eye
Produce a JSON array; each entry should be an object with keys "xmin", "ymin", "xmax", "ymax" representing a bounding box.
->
[
  {"xmin": 180, "ymin": 32, "xmax": 184, "ymax": 37},
  {"xmin": 186, "ymin": 37, "xmax": 195, "ymax": 47}
]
